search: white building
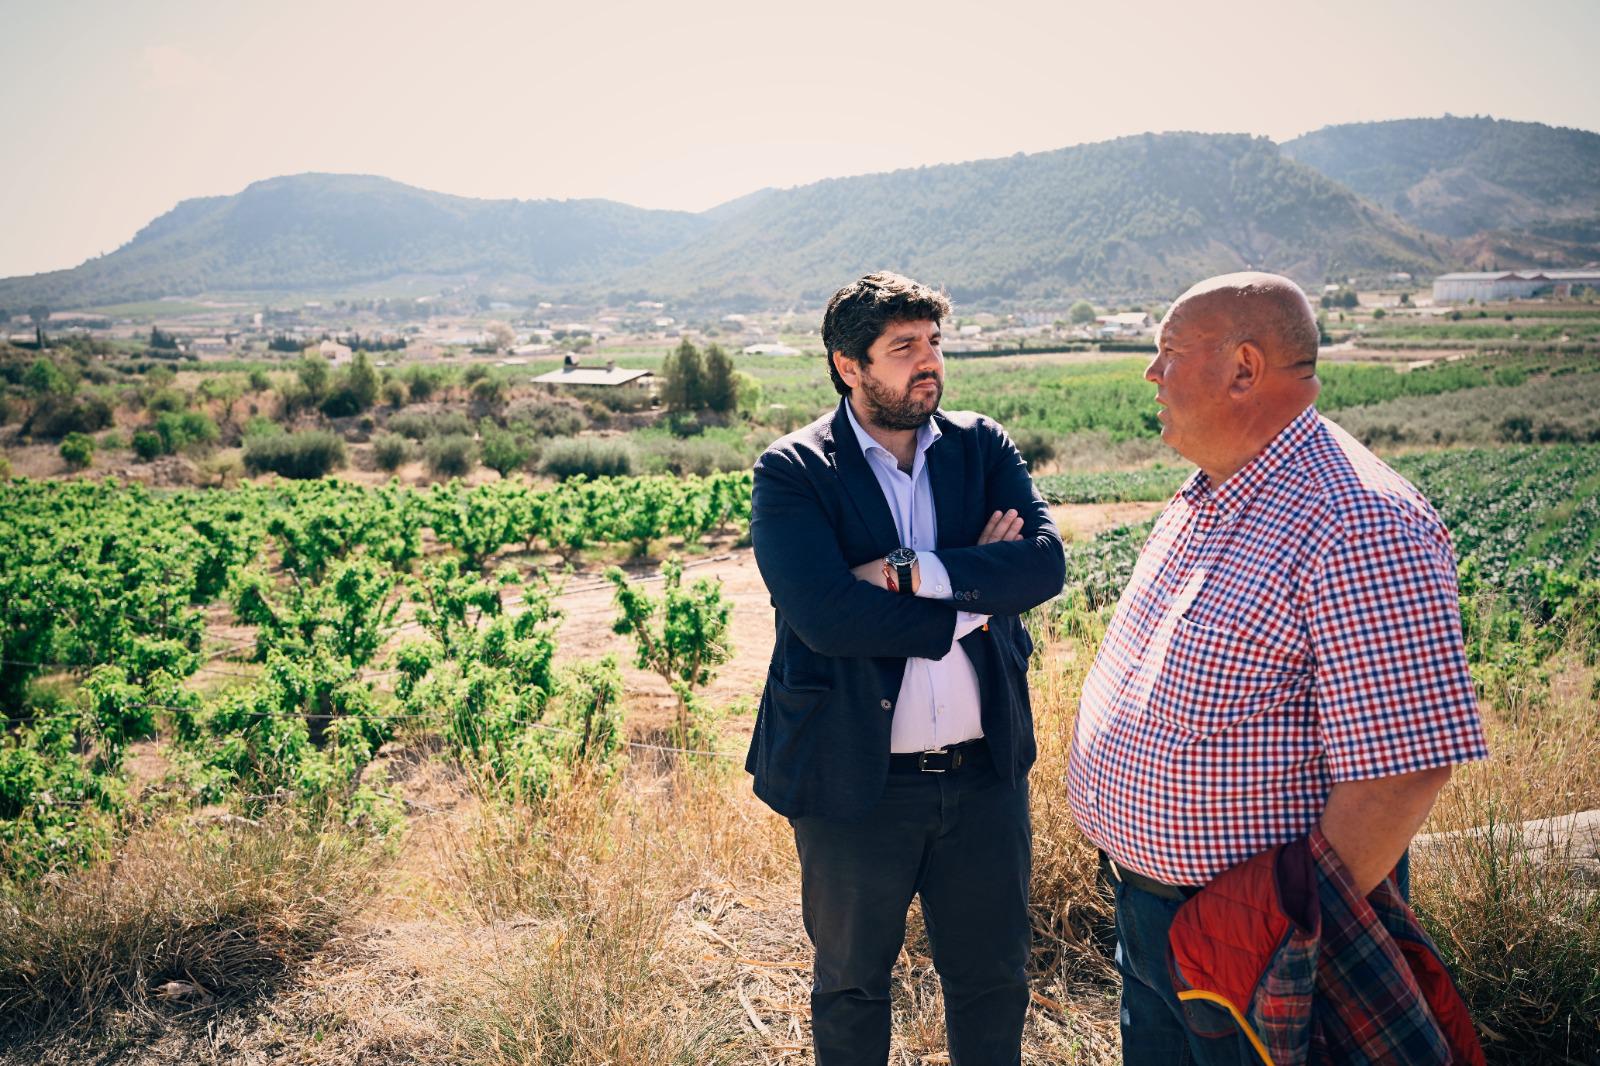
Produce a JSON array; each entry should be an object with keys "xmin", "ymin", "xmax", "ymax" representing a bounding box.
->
[
  {"xmin": 532, "ymin": 363, "xmax": 654, "ymax": 389},
  {"xmin": 1095, "ymin": 311, "xmax": 1153, "ymax": 335},
  {"xmin": 307, "ymin": 340, "xmax": 352, "ymax": 363},
  {"xmin": 1433, "ymin": 270, "xmax": 1600, "ymax": 303},
  {"xmin": 742, "ymin": 343, "xmax": 800, "ymax": 356}
]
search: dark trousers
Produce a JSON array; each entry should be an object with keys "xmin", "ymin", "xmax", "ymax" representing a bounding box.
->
[
  {"xmin": 1111, "ymin": 877, "xmax": 1256, "ymax": 1066},
  {"xmin": 790, "ymin": 753, "xmax": 1031, "ymax": 1066},
  {"xmin": 1110, "ymin": 852, "xmax": 1414, "ymax": 1065}
]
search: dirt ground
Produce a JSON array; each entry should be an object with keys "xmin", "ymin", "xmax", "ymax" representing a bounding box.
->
[{"xmin": 0, "ymin": 506, "xmax": 1153, "ymax": 1065}]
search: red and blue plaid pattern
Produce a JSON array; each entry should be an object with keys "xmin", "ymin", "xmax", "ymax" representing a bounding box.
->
[
  {"xmin": 1069, "ymin": 406, "xmax": 1488, "ymax": 885},
  {"xmin": 1308, "ymin": 829, "xmax": 1457, "ymax": 1064}
]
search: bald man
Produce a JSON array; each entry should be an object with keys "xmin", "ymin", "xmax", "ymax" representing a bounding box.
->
[{"xmin": 1068, "ymin": 273, "xmax": 1487, "ymax": 1064}]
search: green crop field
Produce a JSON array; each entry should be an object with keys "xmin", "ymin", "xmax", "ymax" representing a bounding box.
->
[{"xmin": 4, "ymin": 339, "xmax": 1599, "ymax": 1063}]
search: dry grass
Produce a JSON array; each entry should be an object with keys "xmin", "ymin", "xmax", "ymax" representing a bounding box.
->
[
  {"xmin": 1412, "ymin": 649, "xmax": 1600, "ymax": 1064},
  {"xmin": 10, "ymin": 609, "xmax": 1592, "ymax": 1064},
  {"xmin": 0, "ymin": 810, "xmax": 380, "ymax": 1039}
]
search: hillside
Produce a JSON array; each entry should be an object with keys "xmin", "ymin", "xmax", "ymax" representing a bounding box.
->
[
  {"xmin": 18, "ymin": 118, "xmax": 1600, "ymax": 313},
  {"xmin": 1281, "ymin": 116, "xmax": 1600, "ymax": 240},
  {"xmin": 0, "ymin": 174, "xmax": 708, "ymax": 311},
  {"xmin": 626, "ymin": 132, "xmax": 1443, "ymax": 304}
]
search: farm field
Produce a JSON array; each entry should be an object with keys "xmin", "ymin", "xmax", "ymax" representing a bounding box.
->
[
  {"xmin": 2, "ymin": 336, "xmax": 1599, "ymax": 1063},
  {"xmin": 4, "ymin": 435, "xmax": 1599, "ymax": 1062}
]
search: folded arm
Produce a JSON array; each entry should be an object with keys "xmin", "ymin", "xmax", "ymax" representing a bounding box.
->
[
  {"xmin": 752, "ymin": 449, "xmax": 957, "ymax": 659},
  {"xmin": 931, "ymin": 425, "xmax": 1066, "ymax": 616}
]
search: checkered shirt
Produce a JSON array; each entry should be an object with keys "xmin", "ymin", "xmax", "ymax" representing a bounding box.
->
[{"xmin": 1068, "ymin": 405, "xmax": 1488, "ymax": 886}]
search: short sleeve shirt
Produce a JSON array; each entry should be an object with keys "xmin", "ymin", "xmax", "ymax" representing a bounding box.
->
[{"xmin": 1067, "ymin": 406, "xmax": 1488, "ymax": 885}]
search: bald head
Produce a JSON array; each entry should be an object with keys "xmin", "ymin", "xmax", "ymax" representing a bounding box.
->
[
  {"xmin": 1146, "ymin": 272, "xmax": 1322, "ymax": 484},
  {"xmin": 1163, "ymin": 272, "xmax": 1319, "ymax": 375}
]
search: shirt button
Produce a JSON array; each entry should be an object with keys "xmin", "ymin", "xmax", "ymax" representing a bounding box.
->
[{"xmin": 880, "ymin": 698, "xmax": 892, "ymax": 710}]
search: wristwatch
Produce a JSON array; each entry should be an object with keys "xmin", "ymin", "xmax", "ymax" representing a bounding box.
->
[{"xmin": 884, "ymin": 547, "xmax": 917, "ymax": 595}]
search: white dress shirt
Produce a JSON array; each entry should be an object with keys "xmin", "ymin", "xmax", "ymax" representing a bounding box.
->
[{"xmin": 844, "ymin": 401, "xmax": 989, "ymax": 752}]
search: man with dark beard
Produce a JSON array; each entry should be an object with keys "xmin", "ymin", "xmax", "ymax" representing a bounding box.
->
[{"xmin": 747, "ymin": 272, "xmax": 1065, "ymax": 1065}]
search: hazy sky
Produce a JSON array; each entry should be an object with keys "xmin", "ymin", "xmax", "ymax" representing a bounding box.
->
[{"xmin": 2, "ymin": 0, "xmax": 1596, "ymax": 279}]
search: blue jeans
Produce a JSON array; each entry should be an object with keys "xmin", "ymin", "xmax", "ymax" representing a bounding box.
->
[
  {"xmin": 791, "ymin": 753, "xmax": 1032, "ymax": 1066},
  {"xmin": 1111, "ymin": 877, "xmax": 1258, "ymax": 1066},
  {"xmin": 1111, "ymin": 851, "xmax": 1414, "ymax": 1065}
]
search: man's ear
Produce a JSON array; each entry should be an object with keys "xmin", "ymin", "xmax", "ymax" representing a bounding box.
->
[
  {"xmin": 832, "ymin": 351, "xmax": 860, "ymax": 389},
  {"xmin": 1229, "ymin": 339, "xmax": 1267, "ymax": 397}
]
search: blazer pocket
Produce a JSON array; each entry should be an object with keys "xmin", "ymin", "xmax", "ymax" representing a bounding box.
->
[
  {"xmin": 758, "ymin": 670, "xmax": 833, "ymax": 801},
  {"xmin": 761, "ymin": 669, "xmax": 831, "ymax": 749}
]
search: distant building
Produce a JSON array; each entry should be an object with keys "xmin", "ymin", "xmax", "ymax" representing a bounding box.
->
[
  {"xmin": 191, "ymin": 336, "xmax": 231, "ymax": 354},
  {"xmin": 742, "ymin": 343, "xmax": 800, "ymax": 356},
  {"xmin": 1095, "ymin": 311, "xmax": 1153, "ymax": 335},
  {"xmin": 532, "ymin": 362, "xmax": 654, "ymax": 389},
  {"xmin": 307, "ymin": 339, "xmax": 352, "ymax": 363},
  {"xmin": 1433, "ymin": 270, "xmax": 1600, "ymax": 302}
]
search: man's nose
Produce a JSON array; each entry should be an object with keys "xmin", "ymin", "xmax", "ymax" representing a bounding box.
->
[{"xmin": 1144, "ymin": 353, "xmax": 1163, "ymax": 383}]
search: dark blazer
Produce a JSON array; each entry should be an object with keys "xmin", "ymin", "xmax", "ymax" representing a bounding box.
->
[{"xmin": 746, "ymin": 399, "xmax": 1066, "ymax": 821}]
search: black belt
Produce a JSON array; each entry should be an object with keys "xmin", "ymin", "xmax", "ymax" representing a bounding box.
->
[
  {"xmin": 887, "ymin": 737, "xmax": 987, "ymax": 774},
  {"xmin": 1099, "ymin": 852, "xmax": 1201, "ymax": 901}
]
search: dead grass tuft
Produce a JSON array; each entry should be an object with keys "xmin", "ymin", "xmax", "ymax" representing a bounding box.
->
[
  {"xmin": 0, "ymin": 811, "xmax": 380, "ymax": 1038},
  {"xmin": 1414, "ymin": 653, "xmax": 1600, "ymax": 1064}
]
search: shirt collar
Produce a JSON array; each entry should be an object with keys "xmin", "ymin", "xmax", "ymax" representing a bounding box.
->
[
  {"xmin": 1179, "ymin": 404, "xmax": 1319, "ymax": 518},
  {"xmin": 842, "ymin": 396, "xmax": 941, "ymax": 464}
]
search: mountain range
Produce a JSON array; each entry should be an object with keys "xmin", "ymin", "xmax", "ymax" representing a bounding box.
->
[{"xmin": 3, "ymin": 115, "xmax": 1595, "ymax": 312}]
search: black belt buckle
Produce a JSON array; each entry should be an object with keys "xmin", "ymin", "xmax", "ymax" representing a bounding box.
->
[{"xmin": 918, "ymin": 746, "xmax": 953, "ymax": 773}]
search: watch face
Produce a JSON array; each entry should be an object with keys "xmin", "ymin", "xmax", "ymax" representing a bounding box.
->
[{"xmin": 886, "ymin": 547, "xmax": 917, "ymax": 566}]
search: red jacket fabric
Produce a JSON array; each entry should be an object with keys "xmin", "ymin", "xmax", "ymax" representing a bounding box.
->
[{"xmin": 1165, "ymin": 826, "xmax": 1485, "ymax": 1065}]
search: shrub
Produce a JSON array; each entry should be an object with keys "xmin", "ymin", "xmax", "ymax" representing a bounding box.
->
[
  {"xmin": 387, "ymin": 410, "xmax": 472, "ymax": 440},
  {"xmin": 247, "ymin": 369, "xmax": 272, "ymax": 392},
  {"xmin": 144, "ymin": 387, "xmax": 187, "ymax": 414},
  {"xmin": 0, "ymin": 455, "xmax": 10, "ymax": 478},
  {"xmin": 470, "ymin": 376, "xmax": 506, "ymax": 407},
  {"xmin": 59, "ymin": 432, "xmax": 94, "ymax": 469},
  {"xmin": 0, "ymin": 395, "xmax": 14, "ymax": 426},
  {"xmin": 540, "ymin": 437, "xmax": 635, "ymax": 480},
  {"xmin": 380, "ymin": 378, "xmax": 407, "ymax": 407},
  {"xmin": 385, "ymin": 412, "xmax": 432, "ymax": 440},
  {"xmin": 505, "ymin": 400, "xmax": 585, "ymax": 439},
  {"xmin": 243, "ymin": 415, "xmax": 282, "ymax": 439},
  {"xmin": 405, "ymin": 366, "xmax": 444, "ymax": 403},
  {"xmin": 131, "ymin": 430, "xmax": 164, "ymax": 461},
  {"xmin": 636, "ymin": 436, "xmax": 748, "ymax": 477},
  {"xmin": 424, "ymin": 433, "xmax": 477, "ymax": 478},
  {"xmin": 1012, "ymin": 428, "xmax": 1059, "ymax": 469},
  {"xmin": 480, "ymin": 426, "xmax": 532, "ymax": 477},
  {"xmin": 320, "ymin": 353, "xmax": 380, "ymax": 417},
  {"xmin": 733, "ymin": 370, "xmax": 763, "ymax": 414},
  {"xmin": 154, "ymin": 410, "xmax": 219, "ymax": 454},
  {"xmin": 372, "ymin": 431, "xmax": 411, "ymax": 472},
  {"xmin": 242, "ymin": 430, "xmax": 346, "ymax": 479},
  {"xmin": 29, "ymin": 395, "xmax": 114, "ymax": 439}
]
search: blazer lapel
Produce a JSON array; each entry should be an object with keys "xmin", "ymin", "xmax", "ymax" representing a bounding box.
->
[
  {"xmin": 926, "ymin": 413, "xmax": 966, "ymax": 550},
  {"xmin": 829, "ymin": 400, "xmax": 901, "ymax": 555}
]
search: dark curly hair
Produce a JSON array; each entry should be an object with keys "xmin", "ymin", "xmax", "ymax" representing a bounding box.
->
[{"xmin": 821, "ymin": 272, "xmax": 952, "ymax": 397}]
